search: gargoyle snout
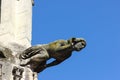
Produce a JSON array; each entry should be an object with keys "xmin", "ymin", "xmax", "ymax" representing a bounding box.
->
[
  {"xmin": 80, "ymin": 39, "xmax": 86, "ymax": 48},
  {"xmin": 73, "ymin": 38, "xmax": 86, "ymax": 47}
]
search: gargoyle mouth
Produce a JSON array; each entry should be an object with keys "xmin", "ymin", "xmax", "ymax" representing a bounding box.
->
[
  {"xmin": 74, "ymin": 42, "xmax": 85, "ymax": 51},
  {"xmin": 71, "ymin": 38, "xmax": 86, "ymax": 51}
]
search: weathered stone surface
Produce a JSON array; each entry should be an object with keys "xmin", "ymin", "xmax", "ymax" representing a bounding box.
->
[
  {"xmin": 0, "ymin": 0, "xmax": 36, "ymax": 80},
  {"xmin": 0, "ymin": 60, "xmax": 37, "ymax": 80},
  {"xmin": 0, "ymin": 0, "xmax": 32, "ymax": 55},
  {"xmin": 0, "ymin": 45, "xmax": 38, "ymax": 80}
]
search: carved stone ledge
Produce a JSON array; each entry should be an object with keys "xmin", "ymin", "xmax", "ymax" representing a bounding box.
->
[{"xmin": 0, "ymin": 60, "xmax": 37, "ymax": 80}]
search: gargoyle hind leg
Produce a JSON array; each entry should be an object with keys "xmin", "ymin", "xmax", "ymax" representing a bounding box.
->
[{"xmin": 19, "ymin": 46, "xmax": 49, "ymax": 66}]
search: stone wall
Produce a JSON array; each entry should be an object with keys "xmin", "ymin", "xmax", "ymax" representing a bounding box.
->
[
  {"xmin": 0, "ymin": 0, "xmax": 32, "ymax": 55},
  {"xmin": 0, "ymin": 0, "xmax": 37, "ymax": 80}
]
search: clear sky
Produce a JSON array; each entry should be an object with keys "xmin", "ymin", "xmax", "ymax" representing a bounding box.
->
[{"xmin": 32, "ymin": 0, "xmax": 120, "ymax": 80}]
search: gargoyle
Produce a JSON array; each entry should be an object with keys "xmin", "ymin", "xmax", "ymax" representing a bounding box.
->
[{"xmin": 19, "ymin": 38, "xmax": 86, "ymax": 73}]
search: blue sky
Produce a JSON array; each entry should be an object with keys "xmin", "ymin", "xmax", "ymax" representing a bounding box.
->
[{"xmin": 32, "ymin": 0, "xmax": 120, "ymax": 80}]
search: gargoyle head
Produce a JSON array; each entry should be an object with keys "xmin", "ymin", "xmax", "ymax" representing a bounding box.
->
[{"xmin": 68, "ymin": 37, "xmax": 86, "ymax": 51}]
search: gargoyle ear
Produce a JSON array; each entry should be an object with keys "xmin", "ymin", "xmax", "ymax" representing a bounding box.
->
[
  {"xmin": 68, "ymin": 37, "xmax": 76, "ymax": 43},
  {"xmin": 71, "ymin": 37, "xmax": 76, "ymax": 42}
]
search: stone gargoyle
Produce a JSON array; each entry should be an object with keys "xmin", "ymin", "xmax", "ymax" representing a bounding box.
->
[{"xmin": 19, "ymin": 37, "xmax": 86, "ymax": 73}]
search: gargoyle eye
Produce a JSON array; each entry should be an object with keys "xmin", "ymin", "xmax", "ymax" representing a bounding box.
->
[
  {"xmin": 81, "ymin": 42, "xmax": 86, "ymax": 47},
  {"xmin": 71, "ymin": 38, "xmax": 76, "ymax": 41},
  {"xmin": 60, "ymin": 43, "xmax": 65, "ymax": 46}
]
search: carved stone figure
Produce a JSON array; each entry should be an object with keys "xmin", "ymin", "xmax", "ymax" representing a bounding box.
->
[{"xmin": 19, "ymin": 37, "xmax": 86, "ymax": 73}]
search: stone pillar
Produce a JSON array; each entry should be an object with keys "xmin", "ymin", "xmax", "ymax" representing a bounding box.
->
[
  {"xmin": 0, "ymin": 0, "xmax": 37, "ymax": 80},
  {"xmin": 0, "ymin": 0, "xmax": 32, "ymax": 55}
]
